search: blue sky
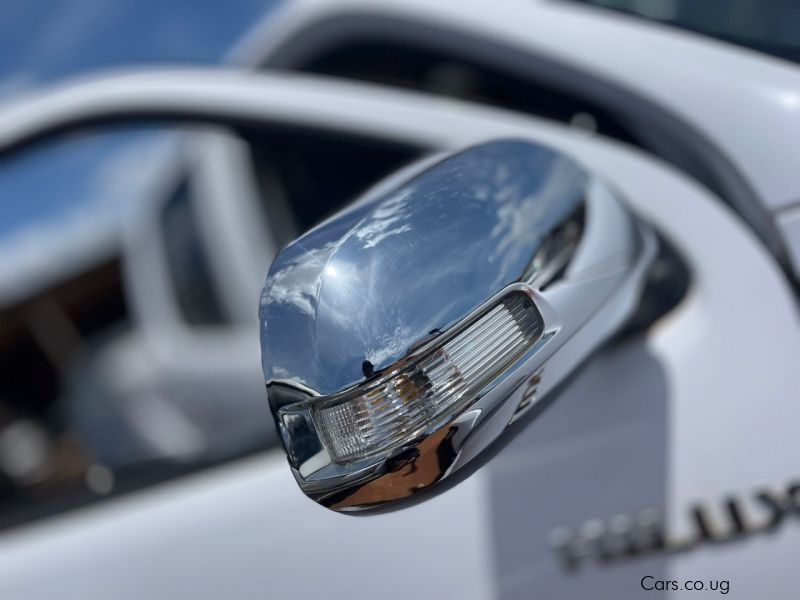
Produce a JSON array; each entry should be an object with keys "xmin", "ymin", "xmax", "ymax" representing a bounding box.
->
[{"xmin": 0, "ymin": 0, "xmax": 280, "ymax": 238}]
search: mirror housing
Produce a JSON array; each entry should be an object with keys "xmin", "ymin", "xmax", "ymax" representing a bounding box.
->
[{"xmin": 260, "ymin": 139, "xmax": 655, "ymax": 512}]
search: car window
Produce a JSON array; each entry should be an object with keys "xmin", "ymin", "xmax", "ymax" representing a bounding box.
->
[
  {"xmin": 278, "ymin": 28, "xmax": 782, "ymax": 271},
  {"xmin": 245, "ymin": 127, "xmax": 421, "ymax": 251},
  {"xmin": 568, "ymin": 0, "xmax": 800, "ymax": 64},
  {"xmin": 0, "ymin": 127, "xmax": 272, "ymax": 529},
  {"xmin": 290, "ymin": 42, "xmax": 639, "ymax": 145}
]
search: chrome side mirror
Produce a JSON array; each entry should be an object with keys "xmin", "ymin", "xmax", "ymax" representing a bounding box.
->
[{"xmin": 260, "ymin": 139, "xmax": 656, "ymax": 512}]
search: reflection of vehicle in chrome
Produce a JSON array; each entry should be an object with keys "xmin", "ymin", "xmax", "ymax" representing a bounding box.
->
[{"xmin": 262, "ymin": 139, "xmax": 656, "ymax": 511}]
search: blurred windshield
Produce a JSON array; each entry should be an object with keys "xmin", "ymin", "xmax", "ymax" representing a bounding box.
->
[{"xmin": 570, "ymin": 0, "xmax": 800, "ymax": 64}]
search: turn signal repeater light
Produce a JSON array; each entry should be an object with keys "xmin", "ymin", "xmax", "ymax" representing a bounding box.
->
[
  {"xmin": 315, "ymin": 293, "xmax": 543, "ymax": 463},
  {"xmin": 260, "ymin": 140, "xmax": 656, "ymax": 512}
]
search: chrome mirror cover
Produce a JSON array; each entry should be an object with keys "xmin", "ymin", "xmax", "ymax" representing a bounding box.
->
[{"xmin": 260, "ymin": 139, "xmax": 656, "ymax": 512}]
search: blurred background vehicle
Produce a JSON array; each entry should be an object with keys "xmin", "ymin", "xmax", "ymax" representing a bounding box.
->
[{"xmin": 0, "ymin": 0, "xmax": 798, "ymax": 598}]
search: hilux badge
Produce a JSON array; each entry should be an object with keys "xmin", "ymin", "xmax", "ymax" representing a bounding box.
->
[{"xmin": 550, "ymin": 478, "xmax": 800, "ymax": 569}]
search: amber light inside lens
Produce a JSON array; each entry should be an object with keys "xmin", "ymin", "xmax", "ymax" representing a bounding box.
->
[{"xmin": 315, "ymin": 293, "xmax": 543, "ymax": 463}]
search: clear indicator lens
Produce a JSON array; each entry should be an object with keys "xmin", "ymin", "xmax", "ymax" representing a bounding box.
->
[{"xmin": 315, "ymin": 293, "xmax": 542, "ymax": 463}]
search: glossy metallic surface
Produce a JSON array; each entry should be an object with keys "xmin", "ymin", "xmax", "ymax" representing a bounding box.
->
[
  {"xmin": 261, "ymin": 140, "xmax": 585, "ymax": 395},
  {"xmin": 259, "ymin": 139, "xmax": 656, "ymax": 511}
]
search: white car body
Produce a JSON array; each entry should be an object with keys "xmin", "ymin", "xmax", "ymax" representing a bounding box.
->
[
  {"xmin": 0, "ymin": 1, "xmax": 799, "ymax": 598},
  {"xmin": 0, "ymin": 71, "xmax": 797, "ymax": 598}
]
